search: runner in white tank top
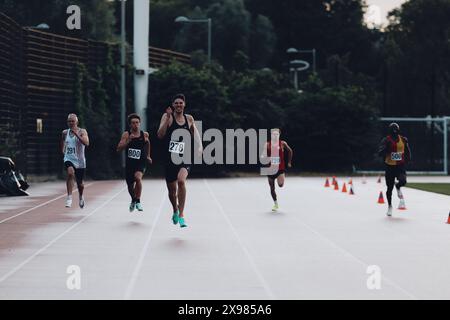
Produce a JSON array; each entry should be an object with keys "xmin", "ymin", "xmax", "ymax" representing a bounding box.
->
[{"xmin": 60, "ymin": 114, "xmax": 89, "ymax": 209}]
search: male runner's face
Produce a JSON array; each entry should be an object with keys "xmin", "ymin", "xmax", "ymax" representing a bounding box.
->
[
  {"xmin": 130, "ymin": 119, "xmax": 140, "ymax": 132},
  {"xmin": 271, "ymin": 130, "xmax": 280, "ymax": 142},
  {"xmin": 173, "ymin": 99, "xmax": 185, "ymax": 114},
  {"xmin": 67, "ymin": 117, "xmax": 77, "ymax": 129}
]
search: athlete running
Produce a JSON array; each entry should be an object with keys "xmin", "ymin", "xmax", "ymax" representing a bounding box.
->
[
  {"xmin": 61, "ymin": 113, "xmax": 89, "ymax": 208},
  {"xmin": 261, "ymin": 128, "xmax": 293, "ymax": 212},
  {"xmin": 378, "ymin": 122, "xmax": 412, "ymax": 217},
  {"xmin": 157, "ymin": 94, "xmax": 202, "ymax": 228},
  {"xmin": 117, "ymin": 113, "xmax": 152, "ymax": 212}
]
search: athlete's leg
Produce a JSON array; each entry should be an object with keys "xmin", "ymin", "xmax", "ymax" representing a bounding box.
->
[
  {"xmin": 177, "ymin": 168, "xmax": 189, "ymax": 217},
  {"xmin": 385, "ymin": 166, "xmax": 395, "ymax": 207},
  {"xmin": 396, "ymin": 166, "xmax": 407, "ymax": 189},
  {"xmin": 277, "ymin": 173, "xmax": 285, "ymax": 188},
  {"xmin": 66, "ymin": 166, "xmax": 75, "ymax": 196},
  {"xmin": 75, "ymin": 169, "xmax": 84, "ymax": 198},
  {"xmin": 166, "ymin": 181, "xmax": 178, "ymax": 213},
  {"xmin": 134, "ymin": 171, "xmax": 143, "ymax": 201},
  {"xmin": 268, "ymin": 177, "xmax": 277, "ymax": 202},
  {"xmin": 75, "ymin": 169, "xmax": 85, "ymax": 208}
]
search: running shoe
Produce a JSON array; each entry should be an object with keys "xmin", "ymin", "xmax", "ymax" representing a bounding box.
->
[
  {"xmin": 172, "ymin": 210, "xmax": 179, "ymax": 225},
  {"xmin": 79, "ymin": 197, "xmax": 85, "ymax": 209},
  {"xmin": 398, "ymin": 199, "xmax": 406, "ymax": 210},
  {"xmin": 65, "ymin": 196, "xmax": 72, "ymax": 208},
  {"xmin": 386, "ymin": 206, "xmax": 393, "ymax": 217},
  {"xmin": 272, "ymin": 203, "xmax": 279, "ymax": 212},
  {"xmin": 129, "ymin": 202, "xmax": 136, "ymax": 212},
  {"xmin": 179, "ymin": 217, "xmax": 187, "ymax": 228},
  {"xmin": 136, "ymin": 202, "xmax": 143, "ymax": 212}
]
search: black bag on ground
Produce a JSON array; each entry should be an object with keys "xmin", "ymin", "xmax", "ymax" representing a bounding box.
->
[{"xmin": 0, "ymin": 156, "xmax": 29, "ymax": 196}]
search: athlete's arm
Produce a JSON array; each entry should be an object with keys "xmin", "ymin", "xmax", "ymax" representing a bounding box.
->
[
  {"xmin": 260, "ymin": 142, "xmax": 269, "ymax": 165},
  {"xmin": 283, "ymin": 141, "xmax": 293, "ymax": 167},
  {"xmin": 188, "ymin": 115, "xmax": 203, "ymax": 153},
  {"xmin": 116, "ymin": 132, "xmax": 130, "ymax": 152},
  {"xmin": 404, "ymin": 137, "xmax": 412, "ymax": 163},
  {"xmin": 377, "ymin": 137, "xmax": 388, "ymax": 158},
  {"xmin": 157, "ymin": 108, "xmax": 172, "ymax": 139},
  {"xmin": 60, "ymin": 130, "xmax": 67, "ymax": 155},
  {"xmin": 76, "ymin": 129, "xmax": 89, "ymax": 146},
  {"xmin": 144, "ymin": 132, "xmax": 152, "ymax": 164}
]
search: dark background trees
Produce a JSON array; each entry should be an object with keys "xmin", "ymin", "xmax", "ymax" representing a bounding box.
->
[{"xmin": 1, "ymin": 0, "xmax": 449, "ymax": 175}]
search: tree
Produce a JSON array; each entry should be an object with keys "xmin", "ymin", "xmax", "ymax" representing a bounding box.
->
[{"xmin": 384, "ymin": 0, "xmax": 450, "ymax": 116}]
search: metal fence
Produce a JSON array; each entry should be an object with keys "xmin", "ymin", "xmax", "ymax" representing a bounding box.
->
[{"xmin": 0, "ymin": 12, "xmax": 190, "ymax": 176}]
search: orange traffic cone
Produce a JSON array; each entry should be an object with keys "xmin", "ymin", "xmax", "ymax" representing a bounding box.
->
[
  {"xmin": 349, "ymin": 185, "xmax": 355, "ymax": 195},
  {"xmin": 332, "ymin": 176, "xmax": 336, "ymax": 186},
  {"xmin": 325, "ymin": 178, "xmax": 330, "ymax": 188},
  {"xmin": 377, "ymin": 191, "xmax": 385, "ymax": 204},
  {"xmin": 446, "ymin": 212, "xmax": 450, "ymax": 224},
  {"xmin": 342, "ymin": 183, "xmax": 347, "ymax": 193},
  {"xmin": 334, "ymin": 181, "xmax": 339, "ymax": 190},
  {"xmin": 377, "ymin": 175, "xmax": 382, "ymax": 183},
  {"xmin": 348, "ymin": 179, "xmax": 353, "ymax": 185}
]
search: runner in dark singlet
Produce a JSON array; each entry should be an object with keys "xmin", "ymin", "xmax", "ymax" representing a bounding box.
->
[
  {"xmin": 261, "ymin": 128, "xmax": 293, "ymax": 212},
  {"xmin": 117, "ymin": 114, "xmax": 152, "ymax": 212},
  {"xmin": 157, "ymin": 94, "xmax": 202, "ymax": 228}
]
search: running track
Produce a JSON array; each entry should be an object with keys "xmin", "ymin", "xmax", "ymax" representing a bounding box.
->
[{"xmin": 0, "ymin": 176, "xmax": 449, "ymax": 299}]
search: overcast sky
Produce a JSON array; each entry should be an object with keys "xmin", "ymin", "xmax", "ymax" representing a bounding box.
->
[{"xmin": 365, "ymin": 0, "xmax": 408, "ymax": 26}]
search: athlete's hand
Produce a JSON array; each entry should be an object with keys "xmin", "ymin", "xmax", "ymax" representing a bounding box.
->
[
  {"xmin": 288, "ymin": 162, "xmax": 292, "ymax": 168},
  {"xmin": 147, "ymin": 157, "xmax": 153, "ymax": 165},
  {"xmin": 165, "ymin": 106, "xmax": 173, "ymax": 116}
]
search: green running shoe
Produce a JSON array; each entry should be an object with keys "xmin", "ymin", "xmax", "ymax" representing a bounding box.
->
[
  {"xmin": 179, "ymin": 217, "xmax": 187, "ymax": 228},
  {"xmin": 136, "ymin": 202, "xmax": 143, "ymax": 211},
  {"xmin": 129, "ymin": 202, "xmax": 136, "ymax": 212},
  {"xmin": 172, "ymin": 210, "xmax": 179, "ymax": 225},
  {"xmin": 272, "ymin": 203, "xmax": 279, "ymax": 212}
]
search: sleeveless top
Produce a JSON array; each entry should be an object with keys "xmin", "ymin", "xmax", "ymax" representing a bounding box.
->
[
  {"xmin": 126, "ymin": 130, "xmax": 146, "ymax": 168},
  {"xmin": 267, "ymin": 140, "xmax": 286, "ymax": 171},
  {"xmin": 64, "ymin": 129, "xmax": 86, "ymax": 169},
  {"xmin": 166, "ymin": 114, "xmax": 191, "ymax": 165},
  {"xmin": 384, "ymin": 135, "xmax": 406, "ymax": 166}
]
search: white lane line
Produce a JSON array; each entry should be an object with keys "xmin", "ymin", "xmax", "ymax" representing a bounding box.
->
[
  {"xmin": 204, "ymin": 179, "xmax": 275, "ymax": 300},
  {"xmin": 0, "ymin": 182, "xmax": 95, "ymax": 225},
  {"xmin": 238, "ymin": 178, "xmax": 418, "ymax": 300},
  {"xmin": 0, "ymin": 186, "xmax": 126, "ymax": 284},
  {"xmin": 124, "ymin": 194, "xmax": 166, "ymax": 300}
]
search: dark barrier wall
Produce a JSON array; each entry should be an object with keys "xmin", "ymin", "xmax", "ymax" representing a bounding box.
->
[{"xmin": 0, "ymin": 12, "xmax": 190, "ymax": 177}]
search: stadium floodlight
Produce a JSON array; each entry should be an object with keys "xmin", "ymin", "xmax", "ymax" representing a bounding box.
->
[{"xmin": 175, "ymin": 16, "xmax": 211, "ymax": 63}]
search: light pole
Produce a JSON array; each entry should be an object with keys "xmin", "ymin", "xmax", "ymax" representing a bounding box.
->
[
  {"xmin": 175, "ymin": 16, "xmax": 211, "ymax": 63},
  {"xmin": 25, "ymin": 23, "xmax": 50, "ymax": 30},
  {"xmin": 287, "ymin": 47, "xmax": 316, "ymax": 73},
  {"xmin": 287, "ymin": 48, "xmax": 311, "ymax": 91},
  {"xmin": 120, "ymin": 0, "xmax": 126, "ymax": 168}
]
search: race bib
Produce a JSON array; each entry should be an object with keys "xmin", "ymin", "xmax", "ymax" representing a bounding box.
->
[
  {"xmin": 271, "ymin": 157, "xmax": 280, "ymax": 165},
  {"xmin": 66, "ymin": 147, "xmax": 76, "ymax": 155},
  {"xmin": 169, "ymin": 141, "xmax": 185, "ymax": 154},
  {"xmin": 391, "ymin": 152, "xmax": 403, "ymax": 161},
  {"xmin": 128, "ymin": 148, "xmax": 142, "ymax": 160}
]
